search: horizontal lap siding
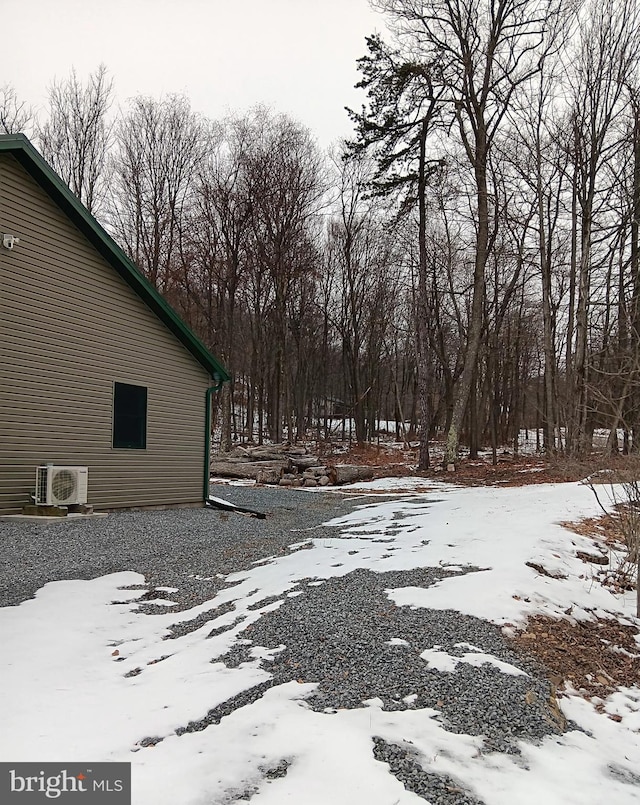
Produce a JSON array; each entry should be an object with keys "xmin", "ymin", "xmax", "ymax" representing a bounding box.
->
[{"xmin": 0, "ymin": 154, "xmax": 211, "ymax": 512}]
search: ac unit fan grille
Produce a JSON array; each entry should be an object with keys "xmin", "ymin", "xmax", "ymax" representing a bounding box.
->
[{"xmin": 51, "ymin": 469, "xmax": 77, "ymax": 502}]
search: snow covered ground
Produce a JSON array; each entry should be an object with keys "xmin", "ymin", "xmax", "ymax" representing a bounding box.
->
[{"xmin": 1, "ymin": 479, "xmax": 639, "ymax": 804}]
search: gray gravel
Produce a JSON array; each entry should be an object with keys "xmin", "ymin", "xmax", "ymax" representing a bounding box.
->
[
  {"xmin": 0, "ymin": 485, "xmax": 352, "ymax": 608},
  {"xmin": 216, "ymin": 568, "xmax": 558, "ymax": 748},
  {"xmin": 0, "ymin": 483, "xmax": 566, "ymax": 804},
  {"xmin": 372, "ymin": 738, "xmax": 483, "ymax": 805}
]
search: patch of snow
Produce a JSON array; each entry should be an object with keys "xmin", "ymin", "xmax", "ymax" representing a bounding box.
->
[
  {"xmin": 420, "ymin": 645, "xmax": 528, "ymax": 677},
  {"xmin": 137, "ymin": 599, "xmax": 178, "ymax": 607}
]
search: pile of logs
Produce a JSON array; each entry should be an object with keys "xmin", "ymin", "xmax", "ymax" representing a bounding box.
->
[{"xmin": 210, "ymin": 444, "xmax": 375, "ymax": 487}]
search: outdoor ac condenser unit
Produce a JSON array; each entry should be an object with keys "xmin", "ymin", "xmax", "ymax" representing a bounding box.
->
[{"xmin": 35, "ymin": 465, "xmax": 89, "ymax": 506}]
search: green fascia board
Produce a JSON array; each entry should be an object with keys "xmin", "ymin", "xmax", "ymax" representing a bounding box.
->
[{"xmin": 0, "ymin": 134, "xmax": 230, "ymax": 383}]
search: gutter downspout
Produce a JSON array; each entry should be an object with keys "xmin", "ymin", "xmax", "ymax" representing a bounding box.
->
[{"xmin": 204, "ymin": 375, "xmax": 225, "ymax": 502}]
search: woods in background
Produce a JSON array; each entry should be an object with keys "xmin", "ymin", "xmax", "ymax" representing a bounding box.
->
[{"xmin": 4, "ymin": 0, "xmax": 640, "ymax": 465}]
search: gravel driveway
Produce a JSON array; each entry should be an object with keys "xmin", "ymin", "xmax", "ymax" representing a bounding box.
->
[
  {"xmin": 0, "ymin": 483, "xmax": 563, "ymax": 805},
  {"xmin": 0, "ymin": 485, "xmax": 353, "ymax": 609}
]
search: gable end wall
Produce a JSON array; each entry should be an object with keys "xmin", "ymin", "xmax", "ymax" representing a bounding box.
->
[{"xmin": 0, "ymin": 154, "xmax": 211, "ymax": 512}]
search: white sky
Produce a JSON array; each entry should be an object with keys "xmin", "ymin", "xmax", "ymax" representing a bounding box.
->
[{"xmin": 3, "ymin": 0, "xmax": 385, "ymax": 148}]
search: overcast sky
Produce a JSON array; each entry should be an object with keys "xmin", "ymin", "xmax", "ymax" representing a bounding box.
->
[{"xmin": 3, "ymin": 0, "xmax": 385, "ymax": 149}]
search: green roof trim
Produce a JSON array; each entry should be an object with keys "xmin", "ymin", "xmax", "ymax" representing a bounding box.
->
[{"xmin": 0, "ymin": 133, "xmax": 230, "ymax": 383}]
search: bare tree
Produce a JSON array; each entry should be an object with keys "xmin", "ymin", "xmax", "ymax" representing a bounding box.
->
[
  {"xmin": 37, "ymin": 65, "xmax": 113, "ymax": 214},
  {"xmin": 111, "ymin": 94, "xmax": 209, "ymax": 293},
  {"xmin": 186, "ymin": 121, "xmax": 253, "ymax": 449},
  {"xmin": 503, "ymin": 64, "xmax": 568, "ymax": 455},
  {"xmin": 375, "ymin": 0, "xmax": 571, "ymax": 466},
  {"xmin": 563, "ymin": 0, "xmax": 640, "ymax": 456},
  {"xmin": 241, "ymin": 108, "xmax": 325, "ymax": 442},
  {"xmin": 0, "ymin": 84, "xmax": 33, "ymax": 135},
  {"xmin": 327, "ymin": 152, "xmax": 402, "ymax": 445}
]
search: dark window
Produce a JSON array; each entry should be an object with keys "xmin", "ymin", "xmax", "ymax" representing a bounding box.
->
[{"xmin": 113, "ymin": 383, "xmax": 147, "ymax": 449}]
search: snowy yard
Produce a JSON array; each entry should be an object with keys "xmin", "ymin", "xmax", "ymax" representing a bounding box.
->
[{"xmin": 1, "ymin": 480, "xmax": 639, "ymax": 804}]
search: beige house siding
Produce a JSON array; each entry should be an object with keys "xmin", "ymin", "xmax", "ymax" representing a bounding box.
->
[{"xmin": 0, "ymin": 153, "xmax": 212, "ymax": 513}]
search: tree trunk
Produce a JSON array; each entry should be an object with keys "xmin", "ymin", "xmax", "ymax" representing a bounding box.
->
[
  {"xmin": 538, "ymin": 154, "xmax": 559, "ymax": 456},
  {"xmin": 416, "ymin": 117, "xmax": 431, "ymax": 470},
  {"xmin": 445, "ymin": 128, "xmax": 489, "ymax": 466}
]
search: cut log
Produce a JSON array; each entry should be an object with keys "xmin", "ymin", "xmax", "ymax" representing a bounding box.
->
[
  {"xmin": 210, "ymin": 459, "xmax": 290, "ymax": 479},
  {"xmin": 244, "ymin": 449, "xmax": 292, "ymax": 462},
  {"xmin": 211, "ymin": 455, "xmax": 256, "ymax": 465},
  {"xmin": 327, "ymin": 464, "xmax": 375, "ymax": 485},
  {"xmin": 255, "ymin": 452, "xmax": 289, "ymax": 463},
  {"xmin": 228, "ymin": 446, "xmax": 251, "ymax": 458},
  {"xmin": 290, "ymin": 455, "xmax": 322, "ymax": 470},
  {"xmin": 245, "ymin": 444, "xmax": 308, "ymax": 459},
  {"xmin": 280, "ymin": 445, "xmax": 309, "ymax": 456},
  {"xmin": 256, "ymin": 468, "xmax": 281, "ymax": 485}
]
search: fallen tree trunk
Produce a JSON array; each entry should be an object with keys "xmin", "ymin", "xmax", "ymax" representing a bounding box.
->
[
  {"xmin": 290, "ymin": 455, "xmax": 324, "ymax": 470},
  {"xmin": 210, "ymin": 459, "xmax": 290, "ymax": 479},
  {"xmin": 245, "ymin": 444, "xmax": 308, "ymax": 458},
  {"xmin": 327, "ymin": 464, "xmax": 376, "ymax": 485},
  {"xmin": 242, "ymin": 446, "xmax": 292, "ymax": 461}
]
